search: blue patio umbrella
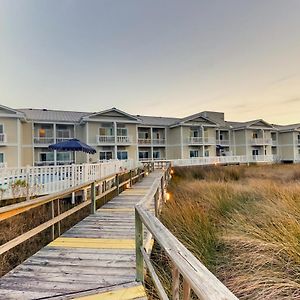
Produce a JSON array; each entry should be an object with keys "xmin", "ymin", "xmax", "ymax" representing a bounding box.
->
[{"xmin": 49, "ymin": 138, "xmax": 96, "ymax": 154}]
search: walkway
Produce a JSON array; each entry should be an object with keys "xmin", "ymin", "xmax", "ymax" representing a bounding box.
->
[{"xmin": 0, "ymin": 171, "xmax": 161, "ymax": 300}]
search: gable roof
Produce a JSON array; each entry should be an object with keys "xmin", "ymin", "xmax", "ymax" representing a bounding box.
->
[
  {"xmin": 81, "ymin": 107, "xmax": 141, "ymax": 123},
  {"xmin": 227, "ymin": 119, "xmax": 275, "ymax": 130},
  {"xmin": 0, "ymin": 104, "xmax": 25, "ymax": 119},
  {"xmin": 170, "ymin": 112, "xmax": 218, "ymax": 128},
  {"xmin": 19, "ymin": 108, "xmax": 88, "ymax": 123},
  {"xmin": 274, "ymin": 123, "xmax": 300, "ymax": 132}
]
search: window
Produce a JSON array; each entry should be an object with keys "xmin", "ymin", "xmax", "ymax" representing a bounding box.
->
[
  {"xmin": 117, "ymin": 151, "xmax": 128, "ymax": 160},
  {"xmin": 252, "ymin": 149, "xmax": 259, "ymax": 156},
  {"xmin": 40, "ymin": 152, "xmax": 54, "ymax": 162},
  {"xmin": 117, "ymin": 128, "xmax": 128, "ymax": 137},
  {"xmin": 190, "ymin": 150, "xmax": 199, "ymax": 158},
  {"xmin": 139, "ymin": 151, "xmax": 149, "ymax": 159},
  {"xmin": 204, "ymin": 150, "xmax": 209, "ymax": 157},
  {"xmin": 153, "ymin": 151, "xmax": 160, "ymax": 159},
  {"xmin": 99, "ymin": 127, "xmax": 113, "ymax": 136},
  {"xmin": 99, "ymin": 151, "xmax": 113, "ymax": 160},
  {"xmin": 253, "ymin": 132, "xmax": 258, "ymax": 139},
  {"xmin": 0, "ymin": 153, "xmax": 4, "ymax": 163},
  {"xmin": 57, "ymin": 152, "xmax": 71, "ymax": 161},
  {"xmin": 190, "ymin": 128, "xmax": 200, "ymax": 138},
  {"xmin": 0, "ymin": 124, "xmax": 3, "ymax": 134},
  {"xmin": 57, "ymin": 129, "xmax": 70, "ymax": 138}
]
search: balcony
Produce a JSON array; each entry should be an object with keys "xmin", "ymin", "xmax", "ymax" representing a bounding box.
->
[
  {"xmin": 34, "ymin": 160, "xmax": 74, "ymax": 166},
  {"xmin": 188, "ymin": 137, "xmax": 215, "ymax": 145},
  {"xmin": 138, "ymin": 138, "xmax": 152, "ymax": 145},
  {"xmin": 0, "ymin": 133, "xmax": 7, "ymax": 145},
  {"xmin": 116, "ymin": 136, "xmax": 132, "ymax": 144},
  {"xmin": 34, "ymin": 137, "xmax": 55, "ymax": 145},
  {"xmin": 249, "ymin": 138, "xmax": 273, "ymax": 145},
  {"xmin": 97, "ymin": 135, "xmax": 115, "ymax": 144},
  {"xmin": 152, "ymin": 138, "xmax": 165, "ymax": 145},
  {"xmin": 216, "ymin": 139, "xmax": 230, "ymax": 146}
]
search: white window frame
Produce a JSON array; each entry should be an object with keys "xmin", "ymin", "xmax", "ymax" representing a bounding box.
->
[
  {"xmin": 0, "ymin": 124, "xmax": 4, "ymax": 134},
  {"xmin": 117, "ymin": 128, "xmax": 128, "ymax": 137},
  {"xmin": 139, "ymin": 151, "xmax": 149, "ymax": 159},
  {"xmin": 117, "ymin": 150, "xmax": 128, "ymax": 160},
  {"xmin": 99, "ymin": 151, "xmax": 113, "ymax": 160},
  {"xmin": 57, "ymin": 152, "xmax": 71, "ymax": 162},
  {"xmin": 99, "ymin": 127, "xmax": 114, "ymax": 136},
  {"xmin": 40, "ymin": 152, "xmax": 54, "ymax": 162},
  {"xmin": 190, "ymin": 150, "xmax": 199, "ymax": 158}
]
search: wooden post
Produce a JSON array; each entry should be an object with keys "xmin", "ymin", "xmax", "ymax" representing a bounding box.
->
[
  {"xmin": 172, "ymin": 264, "xmax": 180, "ymax": 300},
  {"xmin": 183, "ymin": 279, "xmax": 191, "ymax": 300},
  {"xmin": 135, "ymin": 208, "xmax": 144, "ymax": 282},
  {"xmin": 51, "ymin": 200, "xmax": 55, "ymax": 240},
  {"xmin": 154, "ymin": 190, "xmax": 159, "ymax": 217},
  {"xmin": 91, "ymin": 182, "xmax": 96, "ymax": 214},
  {"xmin": 138, "ymin": 169, "xmax": 141, "ymax": 182},
  {"xmin": 57, "ymin": 199, "xmax": 61, "ymax": 236},
  {"xmin": 161, "ymin": 177, "xmax": 164, "ymax": 201},
  {"xmin": 26, "ymin": 165, "xmax": 30, "ymax": 201},
  {"xmin": 130, "ymin": 170, "xmax": 133, "ymax": 187},
  {"xmin": 116, "ymin": 174, "xmax": 119, "ymax": 195}
]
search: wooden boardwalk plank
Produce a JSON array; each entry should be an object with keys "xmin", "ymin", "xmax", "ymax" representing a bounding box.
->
[{"xmin": 0, "ymin": 171, "xmax": 162, "ymax": 299}]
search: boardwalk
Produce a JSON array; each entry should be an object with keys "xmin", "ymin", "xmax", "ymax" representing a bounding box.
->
[{"xmin": 0, "ymin": 171, "xmax": 161, "ymax": 300}]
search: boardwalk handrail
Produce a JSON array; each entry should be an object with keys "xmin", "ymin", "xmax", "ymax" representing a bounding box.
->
[
  {"xmin": 135, "ymin": 165, "xmax": 239, "ymax": 300},
  {"xmin": 0, "ymin": 165, "xmax": 150, "ymax": 258}
]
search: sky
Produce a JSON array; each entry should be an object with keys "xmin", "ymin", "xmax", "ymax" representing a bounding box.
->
[{"xmin": 0, "ymin": 0, "xmax": 300, "ymax": 124}]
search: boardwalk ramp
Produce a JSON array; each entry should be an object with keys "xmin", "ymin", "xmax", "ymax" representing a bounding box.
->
[{"xmin": 0, "ymin": 171, "xmax": 161, "ymax": 299}]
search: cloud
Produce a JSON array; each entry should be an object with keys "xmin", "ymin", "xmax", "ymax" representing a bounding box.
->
[{"xmin": 268, "ymin": 74, "xmax": 297, "ymax": 86}]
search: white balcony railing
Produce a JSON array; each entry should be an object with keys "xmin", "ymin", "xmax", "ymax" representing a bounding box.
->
[
  {"xmin": 97, "ymin": 135, "xmax": 115, "ymax": 144},
  {"xmin": 117, "ymin": 136, "xmax": 131, "ymax": 144},
  {"xmin": 216, "ymin": 139, "xmax": 230, "ymax": 146},
  {"xmin": 56, "ymin": 137, "xmax": 73, "ymax": 143},
  {"xmin": 152, "ymin": 138, "xmax": 166, "ymax": 145},
  {"xmin": 34, "ymin": 137, "xmax": 55, "ymax": 144},
  {"xmin": 249, "ymin": 138, "xmax": 273, "ymax": 145},
  {"xmin": 188, "ymin": 137, "xmax": 215, "ymax": 145},
  {"xmin": 138, "ymin": 138, "xmax": 152, "ymax": 145},
  {"xmin": 0, "ymin": 133, "xmax": 6, "ymax": 144}
]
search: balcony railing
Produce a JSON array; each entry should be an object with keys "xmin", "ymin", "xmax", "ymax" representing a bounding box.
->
[
  {"xmin": 0, "ymin": 133, "xmax": 6, "ymax": 144},
  {"xmin": 138, "ymin": 138, "xmax": 152, "ymax": 145},
  {"xmin": 271, "ymin": 139, "xmax": 278, "ymax": 146},
  {"xmin": 34, "ymin": 137, "xmax": 55, "ymax": 144},
  {"xmin": 117, "ymin": 136, "xmax": 131, "ymax": 144},
  {"xmin": 97, "ymin": 135, "xmax": 115, "ymax": 144},
  {"xmin": 249, "ymin": 138, "xmax": 273, "ymax": 145},
  {"xmin": 35, "ymin": 160, "xmax": 74, "ymax": 166},
  {"xmin": 56, "ymin": 137, "xmax": 73, "ymax": 143},
  {"xmin": 188, "ymin": 137, "xmax": 216, "ymax": 145},
  {"xmin": 216, "ymin": 139, "xmax": 230, "ymax": 146},
  {"xmin": 152, "ymin": 138, "xmax": 165, "ymax": 145}
]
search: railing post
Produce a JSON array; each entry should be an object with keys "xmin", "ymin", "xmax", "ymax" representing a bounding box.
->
[
  {"xmin": 135, "ymin": 207, "xmax": 144, "ymax": 282},
  {"xmin": 91, "ymin": 182, "xmax": 96, "ymax": 214},
  {"xmin": 130, "ymin": 169, "xmax": 133, "ymax": 187},
  {"xmin": 154, "ymin": 190, "xmax": 159, "ymax": 217},
  {"xmin": 161, "ymin": 176, "xmax": 164, "ymax": 201},
  {"xmin": 51, "ymin": 200, "xmax": 55, "ymax": 240},
  {"xmin": 172, "ymin": 264, "xmax": 180, "ymax": 300},
  {"xmin": 183, "ymin": 279, "xmax": 191, "ymax": 300},
  {"xmin": 57, "ymin": 199, "xmax": 61, "ymax": 236},
  {"xmin": 116, "ymin": 174, "xmax": 119, "ymax": 195}
]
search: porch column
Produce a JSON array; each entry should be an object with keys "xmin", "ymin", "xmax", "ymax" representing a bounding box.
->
[
  {"xmin": 262, "ymin": 129, "xmax": 265, "ymax": 161},
  {"xmin": 201, "ymin": 125, "xmax": 205, "ymax": 157},
  {"xmin": 54, "ymin": 123, "xmax": 57, "ymax": 166},
  {"xmin": 114, "ymin": 121, "xmax": 117, "ymax": 160},
  {"xmin": 180, "ymin": 126, "xmax": 184, "ymax": 159},
  {"xmin": 150, "ymin": 127, "xmax": 153, "ymax": 161}
]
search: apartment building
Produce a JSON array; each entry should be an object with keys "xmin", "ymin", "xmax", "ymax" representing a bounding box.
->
[{"xmin": 0, "ymin": 104, "xmax": 299, "ymax": 167}]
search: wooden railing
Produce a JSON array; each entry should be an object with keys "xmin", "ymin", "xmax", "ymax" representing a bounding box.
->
[
  {"xmin": 0, "ymin": 165, "xmax": 149, "ymax": 258},
  {"xmin": 135, "ymin": 164, "xmax": 238, "ymax": 300}
]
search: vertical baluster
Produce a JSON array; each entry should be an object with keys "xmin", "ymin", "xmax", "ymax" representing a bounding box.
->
[
  {"xmin": 57, "ymin": 198, "xmax": 61, "ymax": 236},
  {"xmin": 51, "ymin": 200, "xmax": 55, "ymax": 240},
  {"xmin": 135, "ymin": 208, "xmax": 144, "ymax": 282},
  {"xmin": 183, "ymin": 279, "xmax": 191, "ymax": 300}
]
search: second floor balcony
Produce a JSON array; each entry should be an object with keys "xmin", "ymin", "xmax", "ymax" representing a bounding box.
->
[
  {"xmin": 97, "ymin": 135, "xmax": 132, "ymax": 144},
  {"xmin": 188, "ymin": 137, "xmax": 215, "ymax": 145},
  {"xmin": 249, "ymin": 138, "xmax": 273, "ymax": 145},
  {"xmin": 152, "ymin": 138, "xmax": 165, "ymax": 145},
  {"xmin": 34, "ymin": 137, "xmax": 55, "ymax": 145},
  {"xmin": 216, "ymin": 139, "xmax": 230, "ymax": 146}
]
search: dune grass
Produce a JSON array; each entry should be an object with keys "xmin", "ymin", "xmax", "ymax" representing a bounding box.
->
[{"xmin": 150, "ymin": 164, "xmax": 300, "ymax": 299}]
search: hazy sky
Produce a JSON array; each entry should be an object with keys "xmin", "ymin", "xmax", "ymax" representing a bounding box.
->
[{"xmin": 0, "ymin": 0, "xmax": 300, "ymax": 124}]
